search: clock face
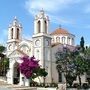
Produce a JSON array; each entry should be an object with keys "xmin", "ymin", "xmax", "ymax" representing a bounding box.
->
[{"xmin": 35, "ymin": 39, "xmax": 40, "ymax": 46}]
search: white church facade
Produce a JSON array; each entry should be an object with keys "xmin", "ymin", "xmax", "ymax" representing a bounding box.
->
[{"xmin": 6, "ymin": 10, "xmax": 75, "ymax": 86}]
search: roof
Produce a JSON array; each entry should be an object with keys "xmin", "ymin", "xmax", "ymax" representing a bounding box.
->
[
  {"xmin": 51, "ymin": 28, "xmax": 70, "ymax": 35},
  {"xmin": 52, "ymin": 43, "xmax": 75, "ymax": 51},
  {"xmin": 8, "ymin": 49, "xmax": 27, "ymax": 58}
]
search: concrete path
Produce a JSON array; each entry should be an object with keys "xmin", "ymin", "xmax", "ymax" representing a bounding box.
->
[{"xmin": 0, "ymin": 80, "xmax": 36, "ymax": 90}]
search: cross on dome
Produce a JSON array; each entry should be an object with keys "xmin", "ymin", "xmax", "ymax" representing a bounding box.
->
[
  {"xmin": 14, "ymin": 16, "xmax": 17, "ymax": 20},
  {"xmin": 38, "ymin": 8, "xmax": 45, "ymax": 17},
  {"xmin": 11, "ymin": 16, "xmax": 22, "ymax": 27},
  {"xmin": 59, "ymin": 24, "xmax": 62, "ymax": 29},
  {"xmin": 40, "ymin": 8, "xmax": 44, "ymax": 12}
]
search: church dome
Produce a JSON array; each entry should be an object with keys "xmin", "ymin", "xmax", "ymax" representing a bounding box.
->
[
  {"xmin": 9, "ymin": 16, "xmax": 22, "ymax": 27},
  {"xmin": 51, "ymin": 27, "xmax": 70, "ymax": 35}
]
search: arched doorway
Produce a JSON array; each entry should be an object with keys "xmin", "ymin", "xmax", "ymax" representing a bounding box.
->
[
  {"xmin": 58, "ymin": 72, "xmax": 62, "ymax": 82},
  {"xmin": 13, "ymin": 62, "xmax": 20, "ymax": 84}
]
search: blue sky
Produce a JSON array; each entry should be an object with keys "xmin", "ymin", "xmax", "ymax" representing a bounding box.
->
[{"xmin": 0, "ymin": 0, "xmax": 90, "ymax": 46}]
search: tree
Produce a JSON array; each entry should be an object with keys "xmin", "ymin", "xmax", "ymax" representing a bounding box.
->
[
  {"xmin": 19, "ymin": 56, "xmax": 48, "ymax": 83},
  {"xmin": 55, "ymin": 47, "xmax": 76, "ymax": 86},
  {"xmin": 84, "ymin": 47, "xmax": 90, "ymax": 84},
  {"xmin": 0, "ymin": 45, "xmax": 9, "ymax": 76},
  {"xmin": 80, "ymin": 37, "xmax": 85, "ymax": 52},
  {"xmin": 0, "ymin": 45, "xmax": 5, "ymax": 53},
  {"xmin": 73, "ymin": 52, "xmax": 88, "ymax": 86},
  {"xmin": 3, "ymin": 57, "xmax": 9, "ymax": 75},
  {"xmin": 55, "ymin": 45, "xmax": 89, "ymax": 87},
  {"xmin": 71, "ymin": 43, "xmax": 89, "ymax": 87}
]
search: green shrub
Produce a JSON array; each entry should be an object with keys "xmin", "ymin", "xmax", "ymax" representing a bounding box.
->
[
  {"xmin": 82, "ymin": 83, "xmax": 89, "ymax": 89},
  {"xmin": 73, "ymin": 83, "xmax": 80, "ymax": 88}
]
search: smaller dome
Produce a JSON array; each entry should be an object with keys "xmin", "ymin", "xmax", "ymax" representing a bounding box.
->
[
  {"xmin": 10, "ymin": 16, "xmax": 22, "ymax": 27},
  {"xmin": 37, "ymin": 9, "xmax": 45, "ymax": 18},
  {"xmin": 51, "ymin": 28, "xmax": 70, "ymax": 35}
]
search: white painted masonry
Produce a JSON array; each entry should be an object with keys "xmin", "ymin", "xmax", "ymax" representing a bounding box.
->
[{"xmin": 6, "ymin": 10, "xmax": 75, "ymax": 86}]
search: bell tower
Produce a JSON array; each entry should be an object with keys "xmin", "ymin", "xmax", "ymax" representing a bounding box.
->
[
  {"xmin": 7, "ymin": 17, "xmax": 22, "ymax": 56},
  {"xmin": 33, "ymin": 10, "xmax": 52, "ymax": 83},
  {"xmin": 34, "ymin": 9, "xmax": 49, "ymax": 35}
]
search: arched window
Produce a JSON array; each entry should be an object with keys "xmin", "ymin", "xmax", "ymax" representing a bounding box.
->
[
  {"xmin": 17, "ymin": 28, "xmax": 19, "ymax": 39},
  {"xmin": 72, "ymin": 38, "xmax": 74, "ymax": 45},
  {"xmin": 62, "ymin": 37, "xmax": 65, "ymax": 44},
  {"xmin": 38, "ymin": 21, "xmax": 41, "ymax": 33},
  {"xmin": 45, "ymin": 20, "xmax": 47, "ymax": 33},
  {"xmin": 56, "ymin": 37, "xmax": 60, "ymax": 43},
  {"xmin": 67, "ymin": 37, "xmax": 70, "ymax": 45},
  {"xmin": 11, "ymin": 28, "xmax": 13, "ymax": 39}
]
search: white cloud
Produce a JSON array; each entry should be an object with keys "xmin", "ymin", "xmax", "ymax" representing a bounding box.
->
[
  {"xmin": 25, "ymin": 0, "xmax": 81, "ymax": 24},
  {"xmin": 25, "ymin": 0, "xmax": 81, "ymax": 14},
  {"xmin": 48, "ymin": 14, "xmax": 74, "ymax": 25}
]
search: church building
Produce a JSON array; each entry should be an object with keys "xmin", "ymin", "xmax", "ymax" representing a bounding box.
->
[{"xmin": 6, "ymin": 10, "xmax": 75, "ymax": 86}]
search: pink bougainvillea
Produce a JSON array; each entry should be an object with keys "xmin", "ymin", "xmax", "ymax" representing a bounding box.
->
[{"xmin": 19, "ymin": 56, "xmax": 40, "ymax": 79}]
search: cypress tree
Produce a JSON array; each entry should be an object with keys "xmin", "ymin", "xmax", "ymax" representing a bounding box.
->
[{"xmin": 80, "ymin": 37, "xmax": 85, "ymax": 52}]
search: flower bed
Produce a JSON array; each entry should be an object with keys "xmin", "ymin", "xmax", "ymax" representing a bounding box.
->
[{"xmin": 30, "ymin": 83, "xmax": 58, "ymax": 88}]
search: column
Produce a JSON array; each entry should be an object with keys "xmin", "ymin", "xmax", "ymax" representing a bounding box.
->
[
  {"xmin": 41, "ymin": 19, "xmax": 45, "ymax": 33},
  {"xmin": 25, "ymin": 77, "xmax": 29, "ymax": 86},
  {"xmin": 19, "ymin": 72, "xmax": 25, "ymax": 86},
  {"xmin": 8, "ymin": 28, "xmax": 11, "ymax": 40},
  {"xmin": 7, "ymin": 59, "xmax": 14, "ymax": 84},
  {"xmin": 47, "ymin": 48, "xmax": 52, "ymax": 83},
  {"xmin": 34, "ymin": 20, "xmax": 38, "ymax": 34},
  {"xmin": 7, "ymin": 67, "xmax": 14, "ymax": 84}
]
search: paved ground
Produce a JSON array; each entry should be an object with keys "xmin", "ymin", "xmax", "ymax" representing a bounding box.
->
[{"xmin": 0, "ymin": 80, "xmax": 36, "ymax": 90}]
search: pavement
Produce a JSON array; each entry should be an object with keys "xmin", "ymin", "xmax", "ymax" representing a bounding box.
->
[{"xmin": 0, "ymin": 80, "xmax": 36, "ymax": 90}]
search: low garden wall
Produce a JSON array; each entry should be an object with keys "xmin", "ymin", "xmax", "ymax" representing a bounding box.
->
[
  {"xmin": 67, "ymin": 88, "xmax": 90, "ymax": 90},
  {"xmin": 37, "ymin": 88, "xmax": 57, "ymax": 90},
  {"xmin": 30, "ymin": 82, "xmax": 90, "ymax": 90}
]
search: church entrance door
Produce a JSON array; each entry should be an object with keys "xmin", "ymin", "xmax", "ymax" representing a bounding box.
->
[{"xmin": 13, "ymin": 62, "xmax": 20, "ymax": 84}]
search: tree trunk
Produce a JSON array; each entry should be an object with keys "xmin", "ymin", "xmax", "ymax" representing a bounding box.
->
[{"xmin": 78, "ymin": 75, "xmax": 81, "ymax": 86}]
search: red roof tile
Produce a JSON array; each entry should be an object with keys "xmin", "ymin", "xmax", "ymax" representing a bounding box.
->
[{"xmin": 51, "ymin": 28, "xmax": 70, "ymax": 35}]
